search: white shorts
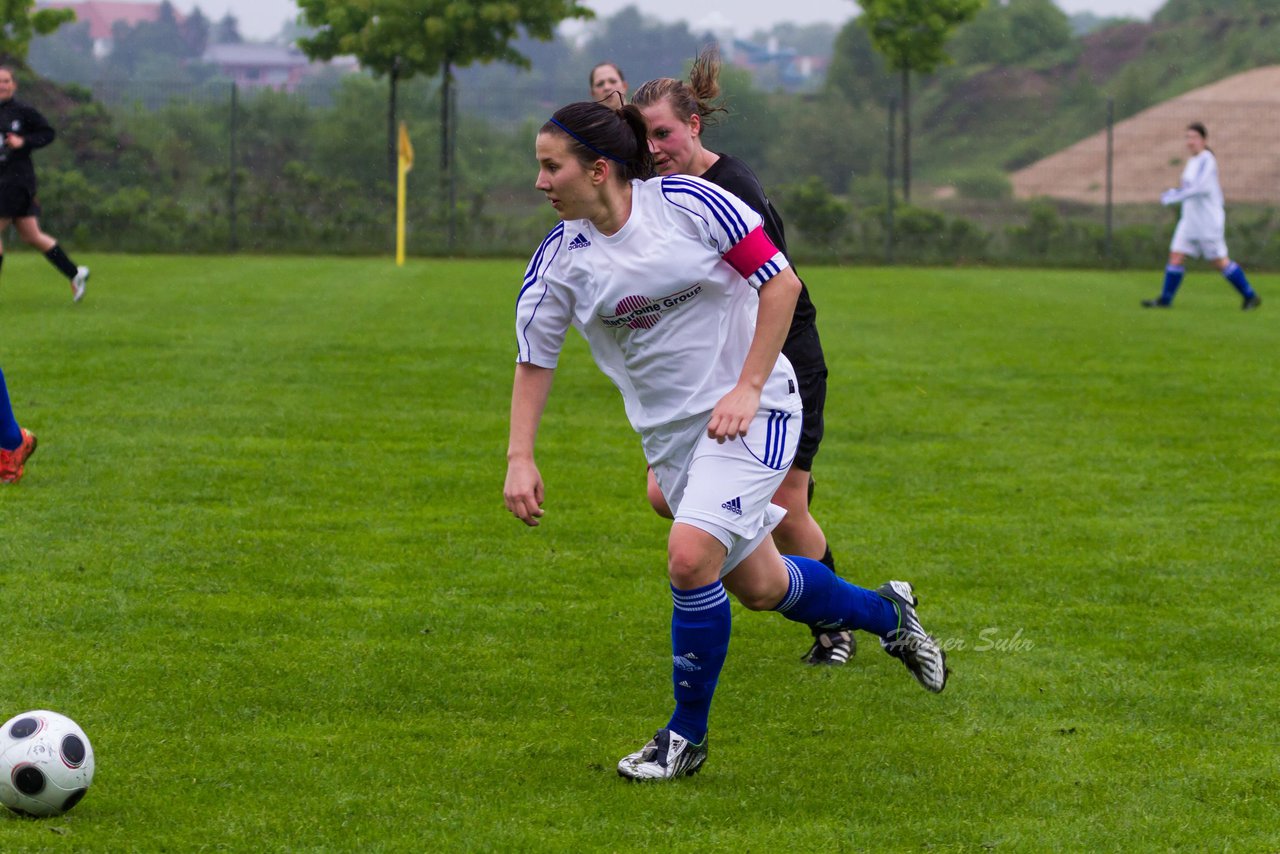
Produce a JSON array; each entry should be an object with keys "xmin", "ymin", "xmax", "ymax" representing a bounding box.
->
[
  {"xmin": 1170, "ymin": 221, "xmax": 1227, "ymax": 260},
  {"xmin": 645, "ymin": 405, "xmax": 802, "ymax": 577}
]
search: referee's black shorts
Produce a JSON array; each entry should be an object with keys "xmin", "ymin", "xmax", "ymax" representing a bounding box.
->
[
  {"xmin": 0, "ymin": 183, "xmax": 39, "ymax": 218},
  {"xmin": 783, "ymin": 324, "xmax": 828, "ymax": 473}
]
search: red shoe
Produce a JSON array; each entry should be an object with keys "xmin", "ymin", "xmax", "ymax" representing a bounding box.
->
[{"xmin": 0, "ymin": 428, "xmax": 37, "ymax": 483}]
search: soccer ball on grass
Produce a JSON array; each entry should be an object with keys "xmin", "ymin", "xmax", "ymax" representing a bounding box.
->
[{"xmin": 0, "ymin": 710, "xmax": 95, "ymax": 817}]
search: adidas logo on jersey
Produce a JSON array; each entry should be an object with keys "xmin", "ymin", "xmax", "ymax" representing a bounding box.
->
[
  {"xmin": 720, "ymin": 497, "xmax": 743, "ymax": 515},
  {"xmin": 567, "ymin": 232, "xmax": 591, "ymax": 250}
]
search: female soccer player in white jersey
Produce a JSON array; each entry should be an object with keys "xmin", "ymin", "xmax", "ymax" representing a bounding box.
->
[
  {"xmin": 1143, "ymin": 122, "xmax": 1261, "ymax": 310},
  {"xmin": 505, "ymin": 100, "xmax": 947, "ymax": 782},
  {"xmin": 632, "ymin": 47, "xmax": 852, "ymax": 667}
]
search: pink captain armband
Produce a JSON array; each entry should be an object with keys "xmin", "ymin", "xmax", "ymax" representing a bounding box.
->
[{"xmin": 722, "ymin": 225, "xmax": 781, "ymax": 280}]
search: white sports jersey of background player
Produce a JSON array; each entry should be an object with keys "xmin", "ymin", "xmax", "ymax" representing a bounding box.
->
[
  {"xmin": 1162, "ymin": 148, "xmax": 1227, "ymax": 258},
  {"xmin": 516, "ymin": 173, "xmax": 802, "ymax": 567}
]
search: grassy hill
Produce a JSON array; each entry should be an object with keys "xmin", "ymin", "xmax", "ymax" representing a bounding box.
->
[{"xmin": 903, "ymin": 1, "xmax": 1280, "ymax": 185}]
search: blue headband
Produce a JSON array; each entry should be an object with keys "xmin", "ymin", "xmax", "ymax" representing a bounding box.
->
[{"xmin": 549, "ymin": 118, "xmax": 625, "ymax": 164}]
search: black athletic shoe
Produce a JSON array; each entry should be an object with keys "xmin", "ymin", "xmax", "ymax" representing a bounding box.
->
[
  {"xmin": 802, "ymin": 630, "xmax": 855, "ymax": 665},
  {"xmin": 1141, "ymin": 298, "xmax": 1171, "ymax": 308},
  {"xmin": 876, "ymin": 581, "xmax": 948, "ymax": 693},
  {"xmin": 617, "ymin": 728, "xmax": 707, "ymax": 781},
  {"xmin": 1243, "ymin": 294, "xmax": 1262, "ymax": 311}
]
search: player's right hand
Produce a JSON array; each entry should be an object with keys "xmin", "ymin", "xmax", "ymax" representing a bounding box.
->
[
  {"xmin": 504, "ymin": 459, "xmax": 546, "ymax": 526},
  {"xmin": 707, "ymin": 383, "xmax": 761, "ymax": 443}
]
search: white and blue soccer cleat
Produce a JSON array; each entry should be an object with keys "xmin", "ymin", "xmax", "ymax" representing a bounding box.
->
[
  {"xmin": 617, "ymin": 728, "xmax": 707, "ymax": 781},
  {"xmin": 876, "ymin": 580, "xmax": 949, "ymax": 693}
]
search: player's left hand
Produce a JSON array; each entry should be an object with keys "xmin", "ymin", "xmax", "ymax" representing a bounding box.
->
[
  {"xmin": 4, "ymin": 134, "xmax": 23, "ymax": 150},
  {"xmin": 707, "ymin": 384, "xmax": 760, "ymax": 443},
  {"xmin": 1160, "ymin": 189, "xmax": 1177, "ymax": 205}
]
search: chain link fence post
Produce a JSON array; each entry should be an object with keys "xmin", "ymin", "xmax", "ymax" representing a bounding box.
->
[
  {"xmin": 886, "ymin": 96, "xmax": 896, "ymax": 264},
  {"xmin": 1105, "ymin": 97, "xmax": 1114, "ymax": 265},
  {"xmin": 229, "ymin": 81, "xmax": 238, "ymax": 253}
]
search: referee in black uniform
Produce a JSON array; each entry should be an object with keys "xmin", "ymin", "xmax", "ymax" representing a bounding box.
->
[{"xmin": 0, "ymin": 66, "xmax": 89, "ymax": 302}]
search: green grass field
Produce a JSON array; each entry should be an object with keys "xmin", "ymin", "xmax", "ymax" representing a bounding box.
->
[{"xmin": 2, "ymin": 254, "xmax": 1277, "ymax": 851}]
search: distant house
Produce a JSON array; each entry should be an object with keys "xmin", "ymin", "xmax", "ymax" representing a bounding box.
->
[
  {"xmin": 39, "ymin": 0, "xmax": 177, "ymax": 59},
  {"xmin": 198, "ymin": 44, "xmax": 359, "ymax": 93},
  {"xmin": 37, "ymin": 1, "xmax": 357, "ymax": 93},
  {"xmin": 728, "ymin": 37, "xmax": 828, "ymax": 91},
  {"xmin": 201, "ymin": 43, "xmax": 309, "ymax": 92}
]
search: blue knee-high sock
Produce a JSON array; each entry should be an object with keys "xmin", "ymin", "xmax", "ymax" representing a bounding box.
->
[
  {"xmin": 773, "ymin": 555, "xmax": 899, "ymax": 636},
  {"xmin": 666, "ymin": 581, "xmax": 730, "ymax": 745},
  {"xmin": 1160, "ymin": 265, "xmax": 1185, "ymax": 304},
  {"xmin": 1222, "ymin": 262, "xmax": 1256, "ymax": 298},
  {"xmin": 0, "ymin": 367, "xmax": 22, "ymax": 451}
]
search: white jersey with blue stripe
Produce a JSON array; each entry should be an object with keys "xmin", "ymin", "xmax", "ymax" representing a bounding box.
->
[
  {"xmin": 516, "ymin": 175, "xmax": 796, "ymax": 435},
  {"xmin": 1165, "ymin": 149, "xmax": 1225, "ymax": 239}
]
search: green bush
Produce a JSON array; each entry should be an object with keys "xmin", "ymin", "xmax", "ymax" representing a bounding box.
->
[
  {"xmin": 774, "ymin": 176, "xmax": 852, "ymax": 247},
  {"xmin": 944, "ymin": 215, "xmax": 993, "ymax": 262},
  {"xmin": 1227, "ymin": 207, "xmax": 1280, "ymax": 268},
  {"xmin": 1006, "ymin": 200, "xmax": 1061, "ymax": 259},
  {"xmin": 952, "ymin": 168, "xmax": 1013, "ymax": 201},
  {"xmin": 869, "ymin": 204, "xmax": 991, "ymax": 264}
]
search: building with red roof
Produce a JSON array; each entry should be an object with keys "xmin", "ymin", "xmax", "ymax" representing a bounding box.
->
[{"xmin": 40, "ymin": 1, "xmax": 180, "ymax": 57}]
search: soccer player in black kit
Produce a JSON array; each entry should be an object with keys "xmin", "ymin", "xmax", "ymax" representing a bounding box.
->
[
  {"xmin": 0, "ymin": 66, "xmax": 89, "ymax": 302},
  {"xmin": 633, "ymin": 48, "xmax": 855, "ymax": 667}
]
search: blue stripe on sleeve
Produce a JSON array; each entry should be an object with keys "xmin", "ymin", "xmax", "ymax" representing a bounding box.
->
[
  {"xmin": 660, "ymin": 176, "xmax": 749, "ymax": 243},
  {"xmin": 519, "ymin": 223, "xmax": 564, "ymax": 298},
  {"xmin": 516, "ymin": 224, "xmax": 565, "ymax": 361}
]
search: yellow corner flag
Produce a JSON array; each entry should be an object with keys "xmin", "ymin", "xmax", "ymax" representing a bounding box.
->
[
  {"xmin": 398, "ymin": 122, "xmax": 414, "ymax": 172},
  {"xmin": 396, "ymin": 122, "xmax": 413, "ymax": 266}
]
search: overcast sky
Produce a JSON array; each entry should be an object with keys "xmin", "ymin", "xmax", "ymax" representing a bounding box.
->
[{"xmin": 168, "ymin": 0, "xmax": 1167, "ymax": 42}]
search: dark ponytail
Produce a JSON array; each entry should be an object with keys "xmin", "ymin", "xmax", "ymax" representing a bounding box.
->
[
  {"xmin": 541, "ymin": 101, "xmax": 654, "ymax": 182},
  {"xmin": 1187, "ymin": 121, "xmax": 1213, "ymax": 153}
]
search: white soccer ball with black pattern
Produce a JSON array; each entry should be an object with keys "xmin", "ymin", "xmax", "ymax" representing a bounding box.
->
[{"xmin": 0, "ymin": 710, "xmax": 95, "ymax": 817}]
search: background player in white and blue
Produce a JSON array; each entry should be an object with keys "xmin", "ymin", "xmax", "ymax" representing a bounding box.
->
[
  {"xmin": 1143, "ymin": 122, "xmax": 1261, "ymax": 311},
  {"xmin": 505, "ymin": 100, "xmax": 948, "ymax": 782}
]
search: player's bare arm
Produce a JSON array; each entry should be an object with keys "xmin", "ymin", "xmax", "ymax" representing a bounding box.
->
[
  {"xmin": 505, "ymin": 363, "xmax": 555, "ymax": 525},
  {"xmin": 707, "ymin": 267, "xmax": 801, "ymax": 442}
]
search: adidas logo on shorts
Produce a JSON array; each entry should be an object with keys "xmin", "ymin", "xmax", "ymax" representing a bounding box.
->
[
  {"xmin": 568, "ymin": 232, "xmax": 591, "ymax": 250},
  {"xmin": 720, "ymin": 496, "xmax": 742, "ymax": 515}
]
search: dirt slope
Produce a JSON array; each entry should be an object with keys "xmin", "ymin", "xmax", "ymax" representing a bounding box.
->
[{"xmin": 1011, "ymin": 65, "xmax": 1280, "ymax": 204}]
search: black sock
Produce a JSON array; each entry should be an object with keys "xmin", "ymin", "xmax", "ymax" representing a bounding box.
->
[
  {"xmin": 0, "ymin": 253, "xmax": 5, "ymax": 277},
  {"xmin": 44, "ymin": 244, "xmax": 78, "ymax": 279}
]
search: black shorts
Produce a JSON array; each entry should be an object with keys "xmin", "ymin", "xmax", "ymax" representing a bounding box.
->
[
  {"xmin": 0, "ymin": 183, "xmax": 39, "ymax": 219},
  {"xmin": 783, "ymin": 324, "xmax": 828, "ymax": 472}
]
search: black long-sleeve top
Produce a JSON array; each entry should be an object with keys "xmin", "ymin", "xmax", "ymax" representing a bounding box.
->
[
  {"xmin": 700, "ymin": 153, "xmax": 819, "ymax": 349},
  {"xmin": 0, "ymin": 98, "xmax": 55, "ymax": 192}
]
